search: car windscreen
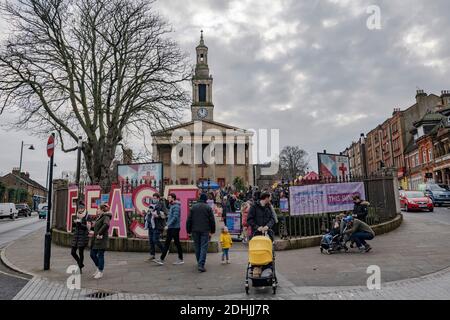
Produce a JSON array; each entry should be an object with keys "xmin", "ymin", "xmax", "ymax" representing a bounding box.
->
[
  {"xmin": 406, "ymin": 192, "xmax": 426, "ymax": 198},
  {"xmin": 429, "ymin": 185, "xmax": 447, "ymax": 191}
]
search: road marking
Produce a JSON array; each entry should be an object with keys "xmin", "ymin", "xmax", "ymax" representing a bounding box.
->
[{"xmin": 0, "ymin": 269, "xmax": 30, "ymax": 281}]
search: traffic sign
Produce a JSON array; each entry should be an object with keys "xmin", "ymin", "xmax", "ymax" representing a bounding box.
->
[{"xmin": 47, "ymin": 135, "xmax": 55, "ymax": 158}]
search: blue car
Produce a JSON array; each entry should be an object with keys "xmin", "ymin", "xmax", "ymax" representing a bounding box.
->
[
  {"xmin": 425, "ymin": 184, "xmax": 450, "ymax": 207},
  {"xmin": 39, "ymin": 206, "xmax": 48, "ymax": 219}
]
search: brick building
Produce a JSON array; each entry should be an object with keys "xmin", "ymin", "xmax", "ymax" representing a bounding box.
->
[
  {"xmin": 0, "ymin": 168, "xmax": 47, "ymax": 209},
  {"xmin": 344, "ymin": 90, "xmax": 450, "ymax": 189}
]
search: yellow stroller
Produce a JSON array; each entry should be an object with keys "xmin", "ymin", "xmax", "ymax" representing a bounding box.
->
[{"xmin": 245, "ymin": 230, "xmax": 278, "ymax": 294}]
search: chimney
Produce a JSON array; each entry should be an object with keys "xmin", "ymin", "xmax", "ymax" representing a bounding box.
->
[
  {"xmin": 441, "ymin": 90, "xmax": 450, "ymax": 106},
  {"xmin": 25, "ymin": 172, "xmax": 30, "ymax": 179},
  {"xmin": 416, "ymin": 89, "xmax": 427, "ymax": 104},
  {"xmin": 12, "ymin": 168, "xmax": 20, "ymax": 176}
]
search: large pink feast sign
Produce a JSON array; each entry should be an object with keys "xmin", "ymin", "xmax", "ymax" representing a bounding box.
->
[{"xmin": 66, "ymin": 184, "xmax": 199, "ymax": 239}]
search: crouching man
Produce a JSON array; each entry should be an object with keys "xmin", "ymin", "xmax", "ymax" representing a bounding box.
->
[{"xmin": 343, "ymin": 216, "xmax": 375, "ymax": 253}]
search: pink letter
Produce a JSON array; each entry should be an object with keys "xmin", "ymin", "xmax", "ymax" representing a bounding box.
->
[
  {"xmin": 66, "ymin": 186, "xmax": 78, "ymax": 232},
  {"xmin": 129, "ymin": 185, "xmax": 158, "ymax": 238},
  {"xmin": 108, "ymin": 187, "xmax": 127, "ymax": 238},
  {"xmin": 85, "ymin": 185, "xmax": 101, "ymax": 217}
]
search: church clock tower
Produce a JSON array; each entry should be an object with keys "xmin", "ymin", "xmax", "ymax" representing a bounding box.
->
[{"xmin": 192, "ymin": 31, "xmax": 214, "ymax": 121}]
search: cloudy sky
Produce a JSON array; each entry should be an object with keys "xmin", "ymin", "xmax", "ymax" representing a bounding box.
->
[{"xmin": 1, "ymin": 0, "xmax": 450, "ymax": 186}]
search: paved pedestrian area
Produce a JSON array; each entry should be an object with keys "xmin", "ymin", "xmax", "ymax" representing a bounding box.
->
[
  {"xmin": 12, "ymin": 266, "xmax": 450, "ymax": 300},
  {"xmin": 3, "ymin": 210, "xmax": 450, "ymax": 299}
]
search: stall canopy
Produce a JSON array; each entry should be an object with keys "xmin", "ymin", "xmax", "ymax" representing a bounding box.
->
[{"xmin": 198, "ymin": 181, "xmax": 220, "ymax": 190}]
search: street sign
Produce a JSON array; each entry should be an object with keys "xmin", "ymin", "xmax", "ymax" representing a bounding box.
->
[{"xmin": 47, "ymin": 135, "xmax": 55, "ymax": 158}]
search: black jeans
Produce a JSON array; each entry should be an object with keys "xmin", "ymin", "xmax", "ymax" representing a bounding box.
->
[
  {"xmin": 71, "ymin": 246, "xmax": 85, "ymax": 267},
  {"xmin": 148, "ymin": 228, "xmax": 164, "ymax": 256},
  {"xmin": 160, "ymin": 228, "xmax": 183, "ymax": 261}
]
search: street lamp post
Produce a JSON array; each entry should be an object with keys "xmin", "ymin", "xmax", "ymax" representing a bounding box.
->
[
  {"xmin": 75, "ymin": 136, "xmax": 83, "ymax": 213},
  {"xmin": 19, "ymin": 141, "xmax": 35, "ymax": 173},
  {"xmin": 15, "ymin": 141, "xmax": 35, "ymax": 204}
]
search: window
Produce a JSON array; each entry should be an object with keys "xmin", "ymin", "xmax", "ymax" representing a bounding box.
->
[
  {"xmin": 428, "ymin": 149, "xmax": 433, "ymax": 161},
  {"xmin": 415, "ymin": 154, "xmax": 419, "ymax": 166},
  {"xmin": 180, "ymin": 178, "xmax": 189, "ymax": 185},
  {"xmin": 423, "ymin": 150, "xmax": 427, "ymax": 163},
  {"xmin": 200, "ymin": 53, "xmax": 204, "ymax": 62},
  {"xmin": 199, "ymin": 84, "xmax": 207, "ymax": 102}
]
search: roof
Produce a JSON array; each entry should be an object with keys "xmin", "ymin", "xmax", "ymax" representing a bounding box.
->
[
  {"xmin": 1, "ymin": 173, "xmax": 47, "ymax": 191},
  {"xmin": 413, "ymin": 112, "xmax": 445, "ymax": 127},
  {"xmin": 152, "ymin": 119, "xmax": 250, "ymax": 136},
  {"xmin": 404, "ymin": 138, "xmax": 418, "ymax": 155}
]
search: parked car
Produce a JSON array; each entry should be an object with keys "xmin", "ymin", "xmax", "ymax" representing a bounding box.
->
[
  {"xmin": 16, "ymin": 203, "xmax": 32, "ymax": 217},
  {"xmin": 0, "ymin": 203, "xmax": 19, "ymax": 219},
  {"xmin": 399, "ymin": 191, "xmax": 434, "ymax": 212},
  {"xmin": 424, "ymin": 184, "xmax": 450, "ymax": 207},
  {"xmin": 38, "ymin": 206, "xmax": 48, "ymax": 219}
]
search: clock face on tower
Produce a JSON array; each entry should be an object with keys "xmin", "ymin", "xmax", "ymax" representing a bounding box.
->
[{"xmin": 197, "ymin": 107, "xmax": 208, "ymax": 119}]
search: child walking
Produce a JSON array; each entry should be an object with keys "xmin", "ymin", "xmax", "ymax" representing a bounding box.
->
[{"xmin": 220, "ymin": 226, "xmax": 233, "ymax": 264}]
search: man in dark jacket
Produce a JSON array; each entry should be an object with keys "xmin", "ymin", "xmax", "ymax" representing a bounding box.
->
[
  {"xmin": 146, "ymin": 193, "xmax": 166, "ymax": 261},
  {"xmin": 353, "ymin": 195, "xmax": 370, "ymax": 222},
  {"xmin": 247, "ymin": 192, "xmax": 275, "ymax": 240},
  {"xmin": 186, "ymin": 193, "xmax": 216, "ymax": 272}
]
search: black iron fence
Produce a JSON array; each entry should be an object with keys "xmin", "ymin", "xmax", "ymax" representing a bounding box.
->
[
  {"xmin": 273, "ymin": 173, "xmax": 399, "ymax": 239},
  {"xmin": 52, "ymin": 173, "xmax": 399, "ymax": 239}
]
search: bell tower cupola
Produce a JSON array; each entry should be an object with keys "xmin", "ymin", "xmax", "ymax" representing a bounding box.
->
[{"xmin": 192, "ymin": 30, "xmax": 214, "ymax": 121}]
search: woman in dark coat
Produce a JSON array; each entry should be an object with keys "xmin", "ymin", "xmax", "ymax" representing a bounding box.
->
[
  {"xmin": 71, "ymin": 203, "xmax": 89, "ymax": 273},
  {"xmin": 90, "ymin": 203, "xmax": 112, "ymax": 279}
]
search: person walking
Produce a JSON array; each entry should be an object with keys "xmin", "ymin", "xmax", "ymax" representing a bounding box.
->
[
  {"xmin": 154, "ymin": 193, "xmax": 184, "ymax": 265},
  {"xmin": 90, "ymin": 203, "xmax": 112, "ymax": 279},
  {"xmin": 71, "ymin": 202, "xmax": 89, "ymax": 274},
  {"xmin": 145, "ymin": 193, "xmax": 166, "ymax": 261},
  {"xmin": 220, "ymin": 226, "xmax": 232, "ymax": 264},
  {"xmin": 186, "ymin": 193, "xmax": 216, "ymax": 273}
]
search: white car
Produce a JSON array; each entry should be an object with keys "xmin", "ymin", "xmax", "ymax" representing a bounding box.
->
[{"xmin": 0, "ymin": 203, "xmax": 19, "ymax": 219}]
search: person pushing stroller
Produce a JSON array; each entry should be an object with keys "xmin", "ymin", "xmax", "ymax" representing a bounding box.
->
[{"xmin": 246, "ymin": 193, "xmax": 275, "ymax": 241}]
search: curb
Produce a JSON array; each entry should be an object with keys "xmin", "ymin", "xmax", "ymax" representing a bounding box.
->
[
  {"xmin": 0, "ymin": 241, "xmax": 38, "ymax": 278},
  {"xmin": 274, "ymin": 214, "xmax": 403, "ymax": 251}
]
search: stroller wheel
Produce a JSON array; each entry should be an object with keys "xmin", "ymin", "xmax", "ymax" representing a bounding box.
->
[
  {"xmin": 320, "ymin": 247, "xmax": 324, "ymax": 253},
  {"xmin": 272, "ymin": 287, "xmax": 277, "ymax": 294},
  {"xmin": 245, "ymin": 287, "xmax": 249, "ymax": 295}
]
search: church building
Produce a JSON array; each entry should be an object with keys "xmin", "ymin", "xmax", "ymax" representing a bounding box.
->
[{"xmin": 151, "ymin": 32, "xmax": 254, "ymax": 187}]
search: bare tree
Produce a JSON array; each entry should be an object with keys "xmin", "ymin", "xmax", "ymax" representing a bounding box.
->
[
  {"xmin": 0, "ymin": 0, "xmax": 191, "ymax": 188},
  {"xmin": 279, "ymin": 146, "xmax": 309, "ymax": 181}
]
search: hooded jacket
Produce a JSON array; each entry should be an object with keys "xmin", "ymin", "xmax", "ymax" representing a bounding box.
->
[
  {"xmin": 167, "ymin": 201, "xmax": 181, "ymax": 229},
  {"xmin": 92, "ymin": 212, "xmax": 112, "ymax": 250}
]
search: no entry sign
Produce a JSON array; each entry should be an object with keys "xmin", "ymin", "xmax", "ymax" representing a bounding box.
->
[{"xmin": 47, "ymin": 134, "xmax": 55, "ymax": 158}]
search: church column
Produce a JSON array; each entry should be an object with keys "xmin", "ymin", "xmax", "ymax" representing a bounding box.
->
[
  {"xmin": 190, "ymin": 144, "xmax": 196, "ymax": 183},
  {"xmin": 247, "ymin": 141, "xmax": 254, "ymax": 186},
  {"xmin": 152, "ymin": 143, "xmax": 159, "ymax": 162},
  {"xmin": 170, "ymin": 144, "xmax": 177, "ymax": 183}
]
